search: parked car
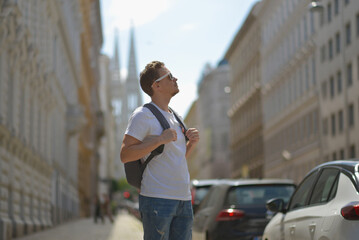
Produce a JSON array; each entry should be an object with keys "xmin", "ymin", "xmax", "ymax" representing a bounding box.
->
[
  {"xmin": 263, "ymin": 160, "xmax": 359, "ymax": 240},
  {"xmin": 192, "ymin": 179, "xmax": 296, "ymax": 240},
  {"xmin": 191, "ymin": 179, "xmax": 234, "ymax": 213}
]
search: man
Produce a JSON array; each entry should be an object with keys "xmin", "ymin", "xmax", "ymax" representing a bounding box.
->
[{"xmin": 120, "ymin": 61, "xmax": 199, "ymax": 240}]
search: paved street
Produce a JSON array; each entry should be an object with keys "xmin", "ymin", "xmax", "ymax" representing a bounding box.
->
[{"xmin": 17, "ymin": 210, "xmax": 143, "ymax": 240}]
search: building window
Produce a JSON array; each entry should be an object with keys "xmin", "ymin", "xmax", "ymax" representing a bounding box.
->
[
  {"xmin": 323, "ymin": 118, "xmax": 328, "ymax": 135},
  {"xmin": 313, "ymin": 110, "xmax": 318, "ymax": 134},
  {"xmin": 112, "ymin": 99, "xmax": 122, "ymax": 116},
  {"xmin": 345, "ymin": 0, "xmax": 350, "ymax": 6},
  {"xmin": 357, "ymin": 14, "xmax": 359, "ymax": 37},
  {"xmin": 347, "ymin": 63, "xmax": 353, "ymax": 86},
  {"xmin": 128, "ymin": 94, "xmax": 138, "ymax": 111},
  {"xmin": 330, "ymin": 76, "xmax": 335, "ymax": 98},
  {"xmin": 346, "ymin": 22, "xmax": 351, "ymax": 45},
  {"xmin": 349, "ymin": 145, "xmax": 356, "ymax": 158},
  {"xmin": 332, "ymin": 152, "xmax": 337, "ymax": 161},
  {"xmin": 321, "ymin": 45, "xmax": 326, "ymax": 62},
  {"xmin": 339, "ymin": 149, "xmax": 345, "ymax": 159},
  {"xmin": 338, "ymin": 110, "xmax": 344, "ymax": 132},
  {"xmin": 337, "ymin": 71, "xmax": 342, "ymax": 94},
  {"xmin": 320, "ymin": 9, "xmax": 325, "ymax": 27},
  {"xmin": 7, "ymin": 71, "xmax": 14, "ymax": 127},
  {"xmin": 305, "ymin": 62, "xmax": 309, "ymax": 90},
  {"xmin": 0, "ymin": 53, "xmax": 2, "ymax": 119},
  {"xmin": 19, "ymin": 86, "xmax": 25, "ymax": 134},
  {"xmin": 53, "ymin": 36, "xmax": 57, "ymax": 72},
  {"xmin": 335, "ymin": 32, "xmax": 340, "ymax": 54},
  {"xmin": 334, "ymin": 0, "xmax": 339, "ymax": 15},
  {"xmin": 312, "ymin": 56, "xmax": 316, "ymax": 85},
  {"xmin": 303, "ymin": 15, "xmax": 308, "ymax": 41},
  {"xmin": 322, "ymin": 81, "xmax": 328, "ymax": 98},
  {"xmin": 331, "ymin": 114, "xmax": 336, "ymax": 136},
  {"xmin": 307, "ymin": 114, "xmax": 312, "ymax": 138},
  {"xmin": 348, "ymin": 103, "xmax": 354, "ymax": 127},
  {"xmin": 328, "ymin": 39, "xmax": 333, "ymax": 60},
  {"xmin": 310, "ymin": 11, "xmax": 315, "ymax": 34},
  {"xmin": 327, "ymin": 3, "xmax": 332, "ymax": 23}
]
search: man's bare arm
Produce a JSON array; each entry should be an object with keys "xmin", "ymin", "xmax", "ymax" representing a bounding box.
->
[{"xmin": 120, "ymin": 128, "xmax": 177, "ymax": 163}]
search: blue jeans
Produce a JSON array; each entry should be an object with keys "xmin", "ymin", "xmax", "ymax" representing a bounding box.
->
[{"xmin": 139, "ymin": 195, "xmax": 193, "ymax": 240}]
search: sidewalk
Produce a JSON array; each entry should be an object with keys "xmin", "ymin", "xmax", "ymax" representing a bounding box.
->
[{"xmin": 16, "ymin": 210, "xmax": 143, "ymax": 240}]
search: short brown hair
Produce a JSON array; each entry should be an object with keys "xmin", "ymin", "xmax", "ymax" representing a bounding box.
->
[{"xmin": 140, "ymin": 61, "xmax": 165, "ymax": 96}]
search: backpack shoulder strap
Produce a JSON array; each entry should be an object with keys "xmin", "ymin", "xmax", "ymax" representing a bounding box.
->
[
  {"xmin": 169, "ymin": 107, "xmax": 189, "ymax": 142},
  {"xmin": 144, "ymin": 103, "xmax": 170, "ymax": 130},
  {"xmin": 140, "ymin": 103, "xmax": 169, "ymax": 166}
]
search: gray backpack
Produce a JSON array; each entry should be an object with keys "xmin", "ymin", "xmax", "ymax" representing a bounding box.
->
[{"xmin": 124, "ymin": 103, "xmax": 188, "ymax": 189}]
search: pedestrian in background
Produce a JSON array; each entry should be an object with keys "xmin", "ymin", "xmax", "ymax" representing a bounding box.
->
[
  {"xmin": 101, "ymin": 193, "xmax": 114, "ymax": 223},
  {"xmin": 94, "ymin": 194, "xmax": 103, "ymax": 224},
  {"xmin": 120, "ymin": 61, "xmax": 200, "ymax": 240}
]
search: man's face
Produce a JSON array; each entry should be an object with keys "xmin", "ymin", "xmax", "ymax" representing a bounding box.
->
[{"xmin": 153, "ymin": 67, "xmax": 179, "ymax": 96}]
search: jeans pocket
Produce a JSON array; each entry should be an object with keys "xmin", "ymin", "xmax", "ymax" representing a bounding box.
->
[{"xmin": 140, "ymin": 195, "xmax": 178, "ymax": 217}]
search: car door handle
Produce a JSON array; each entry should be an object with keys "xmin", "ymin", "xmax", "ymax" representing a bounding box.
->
[
  {"xmin": 309, "ymin": 223, "xmax": 316, "ymax": 233},
  {"xmin": 289, "ymin": 225, "xmax": 295, "ymax": 236}
]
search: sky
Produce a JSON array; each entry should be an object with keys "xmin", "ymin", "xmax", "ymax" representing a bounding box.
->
[{"xmin": 100, "ymin": 0, "xmax": 259, "ymax": 117}]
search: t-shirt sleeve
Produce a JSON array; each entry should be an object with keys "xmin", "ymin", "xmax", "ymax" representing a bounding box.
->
[{"xmin": 125, "ymin": 109, "xmax": 150, "ymax": 141}]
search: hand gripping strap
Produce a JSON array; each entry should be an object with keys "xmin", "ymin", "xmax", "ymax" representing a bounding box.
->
[
  {"xmin": 169, "ymin": 107, "xmax": 189, "ymax": 142},
  {"xmin": 142, "ymin": 103, "xmax": 170, "ymax": 165}
]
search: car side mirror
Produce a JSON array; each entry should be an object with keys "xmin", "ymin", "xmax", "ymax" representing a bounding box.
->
[{"xmin": 266, "ymin": 198, "xmax": 285, "ymax": 213}]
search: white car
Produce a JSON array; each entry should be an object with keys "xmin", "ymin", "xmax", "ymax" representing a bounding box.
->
[{"xmin": 263, "ymin": 160, "xmax": 359, "ymax": 240}]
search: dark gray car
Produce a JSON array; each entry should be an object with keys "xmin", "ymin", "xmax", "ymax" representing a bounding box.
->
[
  {"xmin": 191, "ymin": 179, "xmax": 234, "ymax": 213},
  {"xmin": 192, "ymin": 179, "xmax": 295, "ymax": 240}
]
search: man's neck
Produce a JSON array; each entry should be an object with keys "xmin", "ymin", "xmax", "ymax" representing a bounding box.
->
[{"xmin": 151, "ymin": 95, "xmax": 171, "ymax": 112}]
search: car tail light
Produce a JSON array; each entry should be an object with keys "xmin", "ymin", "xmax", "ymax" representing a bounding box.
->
[
  {"xmin": 191, "ymin": 188, "xmax": 195, "ymax": 205},
  {"xmin": 341, "ymin": 202, "xmax": 359, "ymax": 220},
  {"xmin": 215, "ymin": 209, "xmax": 245, "ymax": 221}
]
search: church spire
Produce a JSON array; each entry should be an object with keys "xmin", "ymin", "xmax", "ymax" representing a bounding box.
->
[
  {"xmin": 126, "ymin": 22, "xmax": 143, "ymax": 107},
  {"xmin": 111, "ymin": 29, "xmax": 121, "ymax": 81},
  {"xmin": 127, "ymin": 23, "xmax": 138, "ymax": 83}
]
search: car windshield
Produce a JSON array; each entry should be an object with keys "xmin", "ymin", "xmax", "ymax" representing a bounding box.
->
[{"xmin": 225, "ymin": 185, "xmax": 295, "ymax": 207}]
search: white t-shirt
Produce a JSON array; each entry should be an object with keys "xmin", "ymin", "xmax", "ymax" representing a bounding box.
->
[{"xmin": 125, "ymin": 102, "xmax": 191, "ymax": 201}]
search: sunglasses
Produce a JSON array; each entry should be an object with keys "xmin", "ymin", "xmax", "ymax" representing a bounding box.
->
[{"xmin": 153, "ymin": 72, "xmax": 175, "ymax": 83}]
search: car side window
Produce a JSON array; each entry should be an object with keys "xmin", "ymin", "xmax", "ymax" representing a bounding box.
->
[
  {"xmin": 327, "ymin": 175, "xmax": 339, "ymax": 201},
  {"xmin": 196, "ymin": 187, "xmax": 215, "ymax": 212},
  {"xmin": 288, "ymin": 172, "xmax": 318, "ymax": 211},
  {"xmin": 309, "ymin": 168, "xmax": 339, "ymax": 205}
]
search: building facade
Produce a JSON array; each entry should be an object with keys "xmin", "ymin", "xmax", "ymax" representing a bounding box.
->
[
  {"xmin": 98, "ymin": 54, "xmax": 117, "ymax": 197},
  {"xmin": 221, "ymin": 0, "xmax": 359, "ymax": 183},
  {"xmin": 196, "ymin": 61, "xmax": 231, "ymax": 179},
  {"xmin": 184, "ymin": 101, "xmax": 200, "ymax": 179},
  {"xmin": 258, "ymin": 0, "xmax": 322, "ymax": 183},
  {"xmin": 0, "ymin": 0, "xmax": 102, "ymax": 239},
  {"xmin": 225, "ymin": 2, "xmax": 264, "ymax": 179},
  {"xmin": 77, "ymin": 0, "xmax": 103, "ymax": 218},
  {"xmin": 316, "ymin": 0, "xmax": 359, "ymax": 162}
]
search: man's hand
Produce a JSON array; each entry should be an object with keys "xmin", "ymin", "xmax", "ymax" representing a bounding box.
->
[
  {"xmin": 185, "ymin": 128, "xmax": 199, "ymax": 158},
  {"xmin": 185, "ymin": 128, "xmax": 199, "ymax": 145},
  {"xmin": 159, "ymin": 128, "xmax": 177, "ymax": 144},
  {"xmin": 120, "ymin": 130, "xmax": 175, "ymax": 163}
]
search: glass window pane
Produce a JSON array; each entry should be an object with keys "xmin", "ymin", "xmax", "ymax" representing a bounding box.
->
[
  {"xmin": 309, "ymin": 168, "xmax": 339, "ymax": 205},
  {"xmin": 289, "ymin": 172, "xmax": 318, "ymax": 210},
  {"xmin": 225, "ymin": 185, "xmax": 295, "ymax": 207}
]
